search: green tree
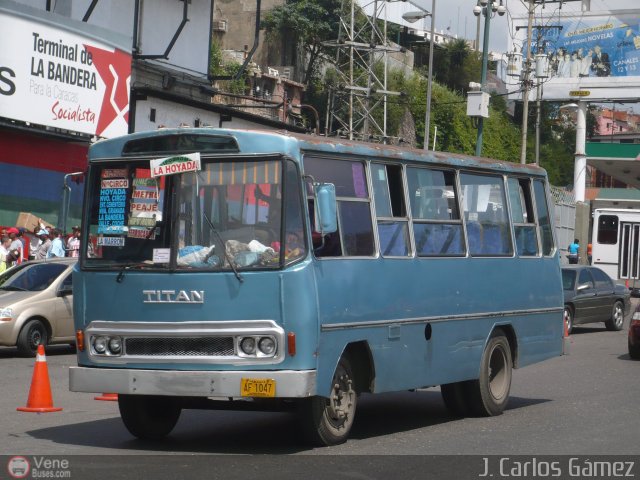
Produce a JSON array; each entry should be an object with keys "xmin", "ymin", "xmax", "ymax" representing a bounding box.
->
[{"xmin": 262, "ymin": 0, "xmax": 341, "ymax": 86}]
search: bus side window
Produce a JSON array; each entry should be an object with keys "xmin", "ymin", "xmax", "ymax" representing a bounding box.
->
[
  {"xmin": 371, "ymin": 163, "xmax": 410, "ymax": 257},
  {"xmin": 407, "ymin": 167, "xmax": 464, "ymax": 256},
  {"xmin": 460, "ymin": 173, "xmax": 513, "ymax": 257},
  {"xmin": 304, "ymin": 157, "xmax": 374, "ymax": 258},
  {"xmin": 507, "ymin": 177, "xmax": 538, "ymax": 256}
]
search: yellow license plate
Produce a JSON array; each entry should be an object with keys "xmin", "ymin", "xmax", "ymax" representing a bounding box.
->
[{"xmin": 241, "ymin": 378, "xmax": 276, "ymax": 398}]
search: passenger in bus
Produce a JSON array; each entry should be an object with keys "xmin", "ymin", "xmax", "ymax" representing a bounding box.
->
[
  {"xmin": 568, "ymin": 238, "xmax": 579, "ymax": 264},
  {"xmin": 285, "ymin": 230, "xmax": 304, "ymax": 260}
]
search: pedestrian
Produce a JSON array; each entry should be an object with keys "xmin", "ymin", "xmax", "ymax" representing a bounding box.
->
[
  {"xmin": 6, "ymin": 227, "xmax": 23, "ymax": 267},
  {"xmin": 67, "ymin": 226, "xmax": 81, "ymax": 258},
  {"xmin": 47, "ymin": 229, "xmax": 66, "ymax": 258},
  {"xmin": 0, "ymin": 236, "xmax": 12, "ymax": 272},
  {"xmin": 17, "ymin": 227, "xmax": 29, "ymax": 261},
  {"xmin": 34, "ymin": 228, "xmax": 52, "ymax": 260},
  {"xmin": 568, "ymin": 238, "xmax": 579, "ymax": 264},
  {"xmin": 587, "ymin": 242, "xmax": 592, "ymax": 265}
]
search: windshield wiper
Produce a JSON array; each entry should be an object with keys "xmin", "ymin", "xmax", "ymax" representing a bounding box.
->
[
  {"xmin": 116, "ymin": 228, "xmax": 158, "ymax": 284},
  {"xmin": 202, "ymin": 212, "xmax": 243, "ymax": 283},
  {"xmin": 0, "ymin": 285, "xmax": 27, "ymax": 291}
]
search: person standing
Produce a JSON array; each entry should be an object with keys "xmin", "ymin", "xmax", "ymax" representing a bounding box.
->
[
  {"xmin": 0, "ymin": 236, "xmax": 12, "ymax": 272},
  {"xmin": 6, "ymin": 227, "xmax": 23, "ymax": 267},
  {"xmin": 48, "ymin": 229, "xmax": 66, "ymax": 258},
  {"xmin": 67, "ymin": 226, "xmax": 81, "ymax": 258},
  {"xmin": 35, "ymin": 229, "xmax": 52, "ymax": 260},
  {"xmin": 568, "ymin": 238, "xmax": 580, "ymax": 264}
]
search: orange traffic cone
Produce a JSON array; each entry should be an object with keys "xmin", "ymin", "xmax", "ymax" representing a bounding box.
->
[
  {"xmin": 17, "ymin": 345, "xmax": 63, "ymax": 413},
  {"xmin": 94, "ymin": 393, "xmax": 118, "ymax": 401}
]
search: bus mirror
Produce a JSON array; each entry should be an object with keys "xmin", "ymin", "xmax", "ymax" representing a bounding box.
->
[{"xmin": 314, "ymin": 183, "xmax": 337, "ymax": 234}]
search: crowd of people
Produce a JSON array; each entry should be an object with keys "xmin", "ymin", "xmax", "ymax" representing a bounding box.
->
[{"xmin": 0, "ymin": 223, "xmax": 83, "ymax": 270}]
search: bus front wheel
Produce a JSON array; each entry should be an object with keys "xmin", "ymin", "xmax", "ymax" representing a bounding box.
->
[
  {"xmin": 118, "ymin": 394, "xmax": 182, "ymax": 440},
  {"xmin": 466, "ymin": 330, "xmax": 512, "ymax": 417},
  {"xmin": 298, "ymin": 356, "xmax": 357, "ymax": 446}
]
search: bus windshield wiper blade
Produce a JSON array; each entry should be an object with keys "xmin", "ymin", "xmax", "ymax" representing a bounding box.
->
[
  {"xmin": 203, "ymin": 212, "xmax": 243, "ymax": 284},
  {"xmin": 116, "ymin": 261, "xmax": 155, "ymax": 283}
]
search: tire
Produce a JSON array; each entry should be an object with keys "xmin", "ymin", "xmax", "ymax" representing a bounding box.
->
[
  {"xmin": 564, "ymin": 306, "xmax": 574, "ymax": 335},
  {"xmin": 629, "ymin": 338, "xmax": 640, "ymax": 360},
  {"xmin": 16, "ymin": 319, "xmax": 48, "ymax": 357},
  {"xmin": 441, "ymin": 381, "xmax": 473, "ymax": 417},
  {"xmin": 466, "ymin": 330, "xmax": 512, "ymax": 417},
  {"xmin": 605, "ymin": 301, "xmax": 624, "ymax": 331},
  {"xmin": 118, "ymin": 395, "xmax": 182, "ymax": 440},
  {"xmin": 298, "ymin": 356, "xmax": 357, "ymax": 446}
]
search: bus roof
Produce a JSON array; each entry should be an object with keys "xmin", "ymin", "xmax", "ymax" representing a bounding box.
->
[{"xmin": 89, "ymin": 128, "xmax": 548, "ymax": 177}]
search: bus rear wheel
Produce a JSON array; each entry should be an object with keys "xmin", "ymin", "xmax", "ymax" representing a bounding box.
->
[
  {"xmin": 298, "ymin": 356, "xmax": 357, "ymax": 446},
  {"xmin": 466, "ymin": 330, "xmax": 512, "ymax": 417},
  {"xmin": 118, "ymin": 394, "xmax": 182, "ymax": 440}
]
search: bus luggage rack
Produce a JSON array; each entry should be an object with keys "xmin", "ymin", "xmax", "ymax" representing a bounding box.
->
[{"xmin": 125, "ymin": 336, "xmax": 235, "ymax": 357}]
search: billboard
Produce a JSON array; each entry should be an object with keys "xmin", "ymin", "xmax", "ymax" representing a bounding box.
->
[
  {"xmin": 0, "ymin": 4, "xmax": 131, "ymax": 138},
  {"xmin": 508, "ymin": 10, "xmax": 640, "ymax": 101}
]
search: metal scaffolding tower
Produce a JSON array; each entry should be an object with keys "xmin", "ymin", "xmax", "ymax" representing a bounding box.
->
[{"xmin": 324, "ymin": 0, "xmax": 402, "ymax": 143}]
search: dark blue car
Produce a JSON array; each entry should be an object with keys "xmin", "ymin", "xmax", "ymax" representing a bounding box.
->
[{"xmin": 562, "ymin": 265, "xmax": 630, "ymax": 334}]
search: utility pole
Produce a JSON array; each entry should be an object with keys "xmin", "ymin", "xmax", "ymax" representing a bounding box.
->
[
  {"xmin": 519, "ymin": 0, "xmax": 533, "ymax": 164},
  {"xmin": 518, "ymin": 0, "xmax": 585, "ymax": 164}
]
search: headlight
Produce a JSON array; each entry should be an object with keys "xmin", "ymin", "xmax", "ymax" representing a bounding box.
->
[
  {"xmin": 108, "ymin": 337, "xmax": 122, "ymax": 354},
  {"xmin": 93, "ymin": 336, "xmax": 108, "ymax": 354},
  {"xmin": 240, "ymin": 337, "xmax": 256, "ymax": 355},
  {"xmin": 0, "ymin": 307, "xmax": 13, "ymax": 321},
  {"xmin": 258, "ymin": 337, "xmax": 276, "ymax": 355}
]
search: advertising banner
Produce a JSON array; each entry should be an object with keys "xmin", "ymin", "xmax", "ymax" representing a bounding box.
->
[
  {"xmin": 0, "ymin": 9, "xmax": 131, "ymax": 137},
  {"xmin": 508, "ymin": 10, "xmax": 640, "ymax": 101}
]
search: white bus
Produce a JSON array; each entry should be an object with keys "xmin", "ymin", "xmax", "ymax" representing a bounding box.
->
[{"xmin": 592, "ymin": 208, "xmax": 640, "ymax": 282}]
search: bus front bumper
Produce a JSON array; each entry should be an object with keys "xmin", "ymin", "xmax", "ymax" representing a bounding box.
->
[{"xmin": 69, "ymin": 366, "xmax": 317, "ymax": 398}]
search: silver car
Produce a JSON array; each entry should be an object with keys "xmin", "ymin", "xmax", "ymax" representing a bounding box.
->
[{"xmin": 0, "ymin": 258, "xmax": 75, "ymax": 356}]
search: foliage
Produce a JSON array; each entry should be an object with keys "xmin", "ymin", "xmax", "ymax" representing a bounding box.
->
[
  {"xmin": 432, "ymin": 39, "xmax": 482, "ymax": 94},
  {"xmin": 262, "ymin": 0, "xmax": 342, "ymax": 86},
  {"xmin": 209, "ymin": 41, "xmax": 248, "ymax": 95}
]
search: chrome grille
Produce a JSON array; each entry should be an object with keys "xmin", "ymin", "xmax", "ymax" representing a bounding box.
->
[{"xmin": 125, "ymin": 337, "xmax": 235, "ymax": 357}]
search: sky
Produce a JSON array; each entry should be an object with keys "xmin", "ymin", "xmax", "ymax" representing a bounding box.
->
[{"xmin": 379, "ymin": 0, "xmax": 639, "ymax": 54}]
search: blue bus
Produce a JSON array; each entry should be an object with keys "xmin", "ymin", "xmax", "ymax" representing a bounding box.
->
[{"xmin": 69, "ymin": 128, "xmax": 564, "ymax": 446}]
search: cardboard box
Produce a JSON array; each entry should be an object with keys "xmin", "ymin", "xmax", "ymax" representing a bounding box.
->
[{"xmin": 15, "ymin": 212, "xmax": 54, "ymax": 233}]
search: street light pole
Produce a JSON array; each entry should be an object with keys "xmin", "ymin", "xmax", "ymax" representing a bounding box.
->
[
  {"xmin": 424, "ymin": 0, "xmax": 436, "ymax": 151},
  {"xmin": 474, "ymin": 5, "xmax": 490, "ymax": 156}
]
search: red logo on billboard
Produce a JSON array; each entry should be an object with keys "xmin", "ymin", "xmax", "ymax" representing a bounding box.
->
[{"xmin": 84, "ymin": 44, "xmax": 131, "ymax": 136}]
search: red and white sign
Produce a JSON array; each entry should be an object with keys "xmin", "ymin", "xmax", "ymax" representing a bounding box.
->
[
  {"xmin": 0, "ymin": 10, "xmax": 131, "ymax": 138},
  {"xmin": 150, "ymin": 153, "xmax": 201, "ymax": 178}
]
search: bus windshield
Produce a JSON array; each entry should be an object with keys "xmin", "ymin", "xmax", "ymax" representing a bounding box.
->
[{"xmin": 84, "ymin": 156, "xmax": 306, "ymax": 270}]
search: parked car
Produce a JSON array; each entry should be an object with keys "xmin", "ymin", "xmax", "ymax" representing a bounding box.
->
[
  {"xmin": 629, "ymin": 304, "xmax": 640, "ymax": 360},
  {"xmin": 562, "ymin": 265, "xmax": 630, "ymax": 334},
  {"xmin": 0, "ymin": 258, "xmax": 75, "ymax": 356}
]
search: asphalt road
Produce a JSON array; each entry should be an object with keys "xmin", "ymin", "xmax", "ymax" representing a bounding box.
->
[{"xmin": 0, "ymin": 309, "xmax": 638, "ymax": 461}]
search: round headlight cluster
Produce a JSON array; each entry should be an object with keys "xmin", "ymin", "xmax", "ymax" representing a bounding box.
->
[
  {"xmin": 91, "ymin": 335, "xmax": 123, "ymax": 356},
  {"xmin": 238, "ymin": 336, "xmax": 277, "ymax": 357}
]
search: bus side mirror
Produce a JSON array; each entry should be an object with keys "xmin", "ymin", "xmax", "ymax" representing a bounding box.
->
[{"xmin": 314, "ymin": 183, "xmax": 337, "ymax": 234}]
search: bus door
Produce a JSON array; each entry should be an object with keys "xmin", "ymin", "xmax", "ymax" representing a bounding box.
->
[{"xmin": 619, "ymin": 222, "xmax": 640, "ymax": 281}]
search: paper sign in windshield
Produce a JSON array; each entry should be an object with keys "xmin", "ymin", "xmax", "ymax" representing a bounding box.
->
[
  {"xmin": 150, "ymin": 153, "xmax": 201, "ymax": 177},
  {"xmin": 97, "ymin": 236, "xmax": 125, "ymax": 247}
]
